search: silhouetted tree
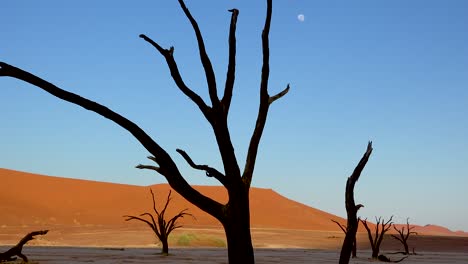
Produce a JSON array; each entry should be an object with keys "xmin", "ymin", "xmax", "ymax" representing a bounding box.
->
[
  {"xmin": 0, "ymin": 230, "xmax": 48, "ymax": 262},
  {"xmin": 0, "ymin": 0, "xmax": 288, "ymax": 263},
  {"xmin": 361, "ymin": 216, "xmax": 394, "ymax": 258},
  {"xmin": 391, "ymin": 218, "xmax": 417, "ymax": 255},
  {"xmin": 338, "ymin": 142, "xmax": 372, "ymax": 264},
  {"xmin": 124, "ymin": 189, "xmax": 191, "ymax": 255}
]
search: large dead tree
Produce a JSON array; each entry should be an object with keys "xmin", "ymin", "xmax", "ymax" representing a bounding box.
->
[
  {"xmin": 124, "ymin": 189, "xmax": 191, "ymax": 255},
  {"xmin": 391, "ymin": 218, "xmax": 417, "ymax": 255},
  {"xmin": 361, "ymin": 216, "xmax": 394, "ymax": 258},
  {"xmin": 338, "ymin": 142, "xmax": 372, "ymax": 264},
  {"xmin": 0, "ymin": 230, "xmax": 48, "ymax": 262},
  {"xmin": 0, "ymin": 0, "xmax": 288, "ymax": 263}
]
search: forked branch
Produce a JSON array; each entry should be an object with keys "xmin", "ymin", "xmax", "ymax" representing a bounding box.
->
[{"xmin": 242, "ymin": 0, "xmax": 289, "ymax": 187}]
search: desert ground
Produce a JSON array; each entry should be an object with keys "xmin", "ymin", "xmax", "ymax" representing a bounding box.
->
[
  {"xmin": 1, "ymin": 169, "xmax": 467, "ymax": 263},
  {"xmin": 1, "ymin": 225, "xmax": 467, "ymax": 263},
  {"xmin": 1, "ymin": 246, "xmax": 468, "ymax": 264}
]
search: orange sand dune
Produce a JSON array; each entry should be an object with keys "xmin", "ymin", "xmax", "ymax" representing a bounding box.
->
[
  {"xmin": 0, "ymin": 168, "xmax": 346, "ymax": 231},
  {"xmin": 0, "ymin": 168, "xmax": 465, "ymax": 237}
]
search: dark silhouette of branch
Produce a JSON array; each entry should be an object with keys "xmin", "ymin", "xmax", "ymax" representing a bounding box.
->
[
  {"xmin": 339, "ymin": 141, "xmax": 372, "ymax": 264},
  {"xmin": 242, "ymin": 0, "xmax": 289, "ymax": 187},
  {"xmin": 391, "ymin": 218, "xmax": 418, "ymax": 255},
  {"xmin": 332, "ymin": 219, "xmax": 347, "ymax": 233},
  {"xmin": 0, "ymin": 230, "xmax": 48, "ymax": 262},
  {"xmin": 124, "ymin": 189, "xmax": 192, "ymax": 255},
  {"xmin": 0, "ymin": 62, "xmax": 224, "ymax": 220},
  {"xmin": 139, "ymin": 34, "xmax": 212, "ymax": 120},
  {"xmin": 269, "ymin": 84, "xmax": 290, "ymax": 104},
  {"xmin": 378, "ymin": 254, "xmax": 408, "ymax": 263},
  {"xmin": 177, "ymin": 0, "xmax": 218, "ymax": 106},
  {"xmin": 361, "ymin": 216, "xmax": 394, "ymax": 258},
  {"xmin": 221, "ymin": 9, "xmax": 239, "ymax": 115},
  {"xmin": 176, "ymin": 148, "xmax": 227, "ymax": 186}
]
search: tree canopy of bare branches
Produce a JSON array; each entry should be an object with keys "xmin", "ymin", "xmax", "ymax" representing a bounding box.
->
[
  {"xmin": 338, "ymin": 141, "xmax": 372, "ymax": 264},
  {"xmin": 391, "ymin": 218, "xmax": 417, "ymax": 255},
  {"xmin": 361, "ymin": 216, "xmax": 394, "ymax": 258},
  {"xmin": 0, "ymin": 0, "xmax": 288, "ymax": 263},
  {"xmin": 124, "ymin": 189, "xmax": 191, "ymax": 255}
]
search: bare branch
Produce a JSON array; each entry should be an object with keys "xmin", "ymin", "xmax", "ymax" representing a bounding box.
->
[
  {"xmin": 331, "ymin": 219, "xmax": 347, "ymax": 234},
  {"xmin": 176, "ymin": 148, "xmax": 227, "ymax": 186},
  {"xmin": 221, "ymin": 9, "xmax": 239, "ymax": 114},
  {"xmin": 149, "ymin": 189, "xmax": 161, "ymax": 216},
  {"xmin": 348, "ymin": 141, "xmax": 373, "ymax": 184},
  {"xmin": 0, "ymin": 230, "xmax": 49, "ymax": 262},
  {"xmin": 268, "ymin": 84, "xmax": 290, "ymax": 104},
  {"xmin": 166, "ymin": 208, "xmax": 193, "ymax": 236},
  {"xmin": 0, "ymin": 61, "xmax": 224, "ymax": 219},
  {"xmin": 177, "ymin": 0, "xmax": 219, "ymax": 106},
  {"xmin": 136, "ymin": 164, "xmax": 160, "ymax": 172},
  {"xmin": 147, "ymin": 156, "xmax": 158, "ymax": 163},
  {"xmin": 124, "ymin": 215, "xmax": 159, "ymax": 235},
  {"xmin": 139, "ymin": 34, "xmax": 212, "ymax": 120},
  {"xmin": 160, "ymin": 189, "xmax": 173, "ymax": 218},
  {"xmin": 242, "ymin": 0, "xmax": 277, "ymax": 188}
]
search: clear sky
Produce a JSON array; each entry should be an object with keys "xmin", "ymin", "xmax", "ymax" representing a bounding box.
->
[{"xmin": 1, "ymin": 1, "xmax": 467, "ymax": 232}]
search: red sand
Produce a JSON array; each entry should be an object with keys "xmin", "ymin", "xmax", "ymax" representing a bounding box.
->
[{"xmin": 0, "ymin": 168, "xmax": 466, "ymax": 239}]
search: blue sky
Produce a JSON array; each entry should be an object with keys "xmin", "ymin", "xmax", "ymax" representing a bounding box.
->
[{"xmin": 1, "ymin": 1, "xmax": 467, "ymax": 232}]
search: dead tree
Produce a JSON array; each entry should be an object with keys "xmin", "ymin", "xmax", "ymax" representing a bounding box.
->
[
  {"xmin": 338, "ymin": 142, "xmax": 372, "ymax": 264},
  {"xmin": 0, "ymin": 230, "xmax": 48, "ymax": 262},
  {"xmin": 124, "ymin": 189, "xmax": 191, "ymax": 255},
  {"xmin": 0, "ymin": 0, "xmax": 288, "ymax": 263},
  {"xmin": 361, "ymin": 216, "xmax": 394, "ymax": 258},
  {"xmin": 391, "ymin": 218, "xmax": 417, "ymax": 255}
]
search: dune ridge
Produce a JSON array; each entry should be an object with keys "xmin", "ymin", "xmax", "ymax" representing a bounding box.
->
[{"xmin": 0, "ymin": 168, "xmax": 466, "ymax": 237}]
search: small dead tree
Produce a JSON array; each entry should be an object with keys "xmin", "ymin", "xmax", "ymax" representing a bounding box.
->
[
  {"xmin": 0, "ymin": 230, "xmax": 48, "ymax": 262},
  {"xmin": 338, "ymin": 141, "xmax": 373, "ymax": 264},
  {"xmin": 361, "ymin": 216, "xmax": 393, "ymax": 258},
  {"xmin": 391, "ymin": 218, "xmax": 417, "ymax": 255},
  {"xmin": 124, "ymin": 189, "xmax": 191, "ymax": 255}
]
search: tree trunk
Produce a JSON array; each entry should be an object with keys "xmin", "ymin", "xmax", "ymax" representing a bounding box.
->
[
  {"xmin": 403, "ymin": 243, "xmax": 409, "ymax": 255},
  {"xmin": 338, "ymin": 142, "xmax": 372, "ymax": 264},
  {"xmin": 352, "ymin": 237, "xmax": 357, "ymax": 258},
  {"xmin": 222, "ymin": 187, "xmax": 255, "ymax": 264},
  {"xmin": 161, "ymin": 239, "xmax": 169, "ymax": 255},
  {"xmin": 372, "ymin": 247, "xmax": 379, "ymax": 258},
  {"xmin": 339, "ymin": 221, "xmax": 358, "ymax": 264}
]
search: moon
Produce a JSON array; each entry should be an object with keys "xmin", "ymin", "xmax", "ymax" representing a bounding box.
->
[{"xmin": 297, "ymin": 14, "xmax": 305, "ymax": 22}]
